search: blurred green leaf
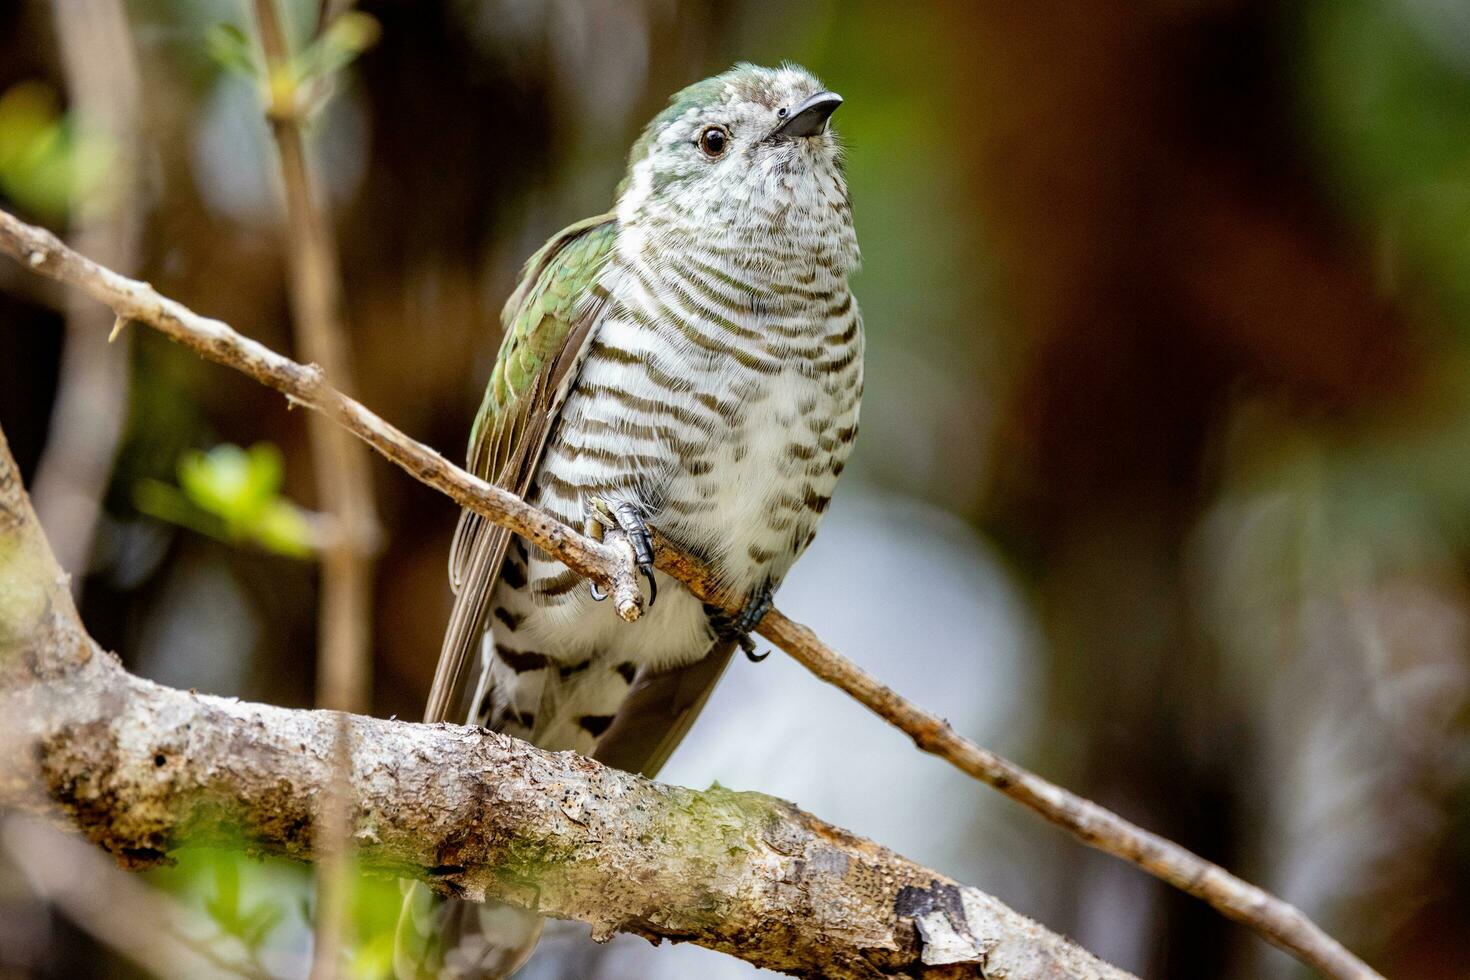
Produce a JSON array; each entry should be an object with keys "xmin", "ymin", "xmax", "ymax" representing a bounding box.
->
[
  {"xmin": 349, "ymin": 930, "xmax": 396, "ymax": 980},
  {"xmin": 0, "ymin": 80, "xmax": 119, "ymax": 220},
  {"xmin": 345, "ymin": 865, "xmax": 405, "ymax": 980},
  {"xmin": 253, "ymin": 497, "xmax": 316, "ymax": 558},
  {"xmin": 0, "ymin": 82, "xmax": 76, "ymax": 219},
  {"xmin": 298, "ymin": 12, "xmax": 382, "ymax": 83},
  {"xmin": 204, "ymin": 854, "xmax": 242, "ymax": 932},
  {"xmin": 135, "ymin": 443, "xmax": 317, "ymax": 558},
  {"xmin": 237, "ymin": 900, "xmax": 286, "ymax": 951},
  {"xmin": 133, "ymin": 478, "xmax": 230, "ymax": 540},
  {"xmin": 178, "ymin": 443, "xmax": 283, "ymax": 525},
  {"xmin": 206, "ymin": 23, "xmax": 260, "ymax": 78},
  {"xmin": 162, "ymin": 850, "xmax": 296, "ymax": 968},
  {"xmin": 147, "ymin": 848, "xmax": 402, "ymax": 980}
]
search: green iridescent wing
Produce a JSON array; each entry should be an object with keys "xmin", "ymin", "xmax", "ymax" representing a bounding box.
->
[
  {"xmin": 463, "ymin": 213, "xmax": 620, "ymax": 490},
  {"xmin": 423, "ymin": 213, "xmax": 618, "ymax": 724}
]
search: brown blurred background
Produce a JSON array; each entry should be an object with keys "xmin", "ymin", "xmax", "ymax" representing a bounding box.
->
[{"xmin": 2, "ymin": 0, "xmax": 1468, "ymax": 977}]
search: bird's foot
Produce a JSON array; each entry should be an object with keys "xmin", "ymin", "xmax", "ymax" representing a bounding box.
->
[
  {"xmin": 708, "ymin": 580, "xmax": 775, "ymax": 663},
  {"xmin": 585, "ymin": 498, "xmax": 657, "ymax": 607}
]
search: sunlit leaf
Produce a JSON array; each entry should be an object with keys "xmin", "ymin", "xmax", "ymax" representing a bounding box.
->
[
  {"xmin": 253, "ymin": 497, "xmax": 316, "ymax": 558},
  {"xmin": 178, "ymin": 442, "xmax": 284, "ymax": 528},
  {"xmin": 137, "ymin": 443, "xmax": 317, "ymax": 558}
]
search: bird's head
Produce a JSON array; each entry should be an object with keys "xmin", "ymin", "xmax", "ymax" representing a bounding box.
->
[{"xmin": 616, "ymin": 63, "xmax": 855, "ymax": 269}]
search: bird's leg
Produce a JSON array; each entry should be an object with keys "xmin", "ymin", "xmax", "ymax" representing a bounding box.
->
[
  {"xmin": 584, "ymin": 498, "xmax": 657, "ymax": 606},
  {"xmin": 707, "ymin": 578, "xmax": 775, "ymax": 663}
]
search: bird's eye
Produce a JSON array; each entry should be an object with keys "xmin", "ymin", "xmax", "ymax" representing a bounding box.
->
[
  {"xmin": 777, "ymin": 107, "xmax": 789, "ymax": 119},
  {"xmin": 698, "ymin": 126, "xmax": 729, "ymax": 158}
]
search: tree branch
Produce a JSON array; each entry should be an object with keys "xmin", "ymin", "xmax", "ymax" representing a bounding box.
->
[
  {"xmin": 0, "ymin": 429, "xmax": 1128, "ymax": 979},
  {"xmin": 0, "ymin": 206, "xmax": 1382, "ymax": 980}
]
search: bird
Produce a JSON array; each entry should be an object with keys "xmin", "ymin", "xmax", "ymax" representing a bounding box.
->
[{"xmin": 396, "ymin": 62, "xmax": 862, "ymax": 979}]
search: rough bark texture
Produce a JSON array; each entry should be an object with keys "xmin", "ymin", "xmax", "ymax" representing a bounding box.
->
[
  {"xmin": 0, "ymin": 429, "xmax": 1127, "ymax": 980},
  {"xmin": 0, "ymin": 204, "xmax": 1381, "ymax": 980}
]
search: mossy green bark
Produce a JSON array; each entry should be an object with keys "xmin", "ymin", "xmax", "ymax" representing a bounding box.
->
[{"xmin": 0, "ymin": 501, "xmax": 58, "ymax": 654}]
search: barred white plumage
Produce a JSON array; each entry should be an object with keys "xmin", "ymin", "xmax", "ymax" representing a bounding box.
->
[
  {"xmin": 469, "ymin": 63, "xmax": 860, "ymax": 760},
  {"xmin": 399, "ymin": 62, "xmax": 862, "ymax": 979}
]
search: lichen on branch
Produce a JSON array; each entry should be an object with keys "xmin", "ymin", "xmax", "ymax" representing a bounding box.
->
[{"xmin": 0, "ymin": 424, "xmax": 1129, "ymax": 979}]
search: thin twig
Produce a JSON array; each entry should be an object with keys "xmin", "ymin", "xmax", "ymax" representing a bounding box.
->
[
  {"xmin": 248, "ymin": 2, "xmax": 375, "ymax": 975},
  {"xmin": 30, "ymin": 0, "xmax": 143, "ymax": 586},
  {"xmin": 251, "ymin": 0, "xmax": 377, "ymax": 719},
  {"xmin": 0, "ymin": 211, "xmax": 646, "ymax": 618},
  {"xmin": 0, "ymin": 205, "xmax": 1382, "ymax": 980}
]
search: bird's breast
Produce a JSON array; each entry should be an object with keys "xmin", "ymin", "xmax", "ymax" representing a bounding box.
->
[{"xmin": 548, "ymin": 246, "xmax": 862, "ymax": 598}]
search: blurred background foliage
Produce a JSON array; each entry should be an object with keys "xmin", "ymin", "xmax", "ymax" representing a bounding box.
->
[{"xmin": 1, "ymin": 0, "xmax": 1469, "ymax": 977}]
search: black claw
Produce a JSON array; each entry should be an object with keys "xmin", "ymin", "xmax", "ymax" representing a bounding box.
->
[
  {"xmin": 706, "ymin": 581, "xmax": 776, "ymax": 665},
  {"xmin": 604, "ymin": 500, "xmax": 658, "ymax": 608},
  {"xmin": 742, "ymin": 636, "xmax": 769, "ymax": 663},
  {"xmin": 589, "ymin": 581, "xmax": 607, "ymax": 602},
  {"xmin": 632, "ymin": 529, "xmax": 657, "ymax": 607},
  {"xmin": 641, "ymin": 566, "xmax": 658, "ymax": 607}
]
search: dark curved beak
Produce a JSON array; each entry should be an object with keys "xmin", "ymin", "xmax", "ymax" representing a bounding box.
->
[{"xmin": 772, "ymin": 91, "xmax": 843, "ymax": 139}]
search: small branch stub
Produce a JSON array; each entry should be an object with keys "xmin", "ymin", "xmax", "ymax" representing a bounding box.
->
[{"xmin": 607, "ymin": 532, "xmax": 644, "ymax": 623}]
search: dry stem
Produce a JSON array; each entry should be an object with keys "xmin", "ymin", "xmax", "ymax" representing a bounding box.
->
[
  {"xmin": 29, "ymin": 0, "xmax": 143, "ymax": 584},
  {"xmin": 248, "ymin": 2, "xmax": 377, "ymax": 974}
]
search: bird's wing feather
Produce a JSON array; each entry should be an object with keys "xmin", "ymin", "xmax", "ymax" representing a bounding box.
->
[
  {"xmin": 423, "ymin": 212, "xmax": 618, "ymax": 724},
  {"xmin": 593, "ymin": 638, "xmax": 737, "ymax": 778}
]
